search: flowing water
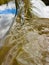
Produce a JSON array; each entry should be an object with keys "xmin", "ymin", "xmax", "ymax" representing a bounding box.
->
[
  {"xmin": 0, "ymin": 1, "xmax": 17, "ymax": 45},
  {"xmin": 0, "ymin": 0, "xmax": 49, "ymax": 65}
]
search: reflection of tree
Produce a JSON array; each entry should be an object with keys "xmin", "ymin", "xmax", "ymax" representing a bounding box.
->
[
  {"xmin": 0, "ymin": 0, "xmax": 12, "ymax": 5},
  {"xmin": 0, "ymin": 0, "xmax": 49, "ymax": 65}
]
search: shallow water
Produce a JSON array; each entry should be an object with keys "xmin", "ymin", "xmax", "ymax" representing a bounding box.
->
[
  {"xmin": 0, "ymin": 1, "xmax": 16, "ymax": 41},
  {"xmin": 0, "ymin": 18, "xmax": 49, "ymax": 65}
]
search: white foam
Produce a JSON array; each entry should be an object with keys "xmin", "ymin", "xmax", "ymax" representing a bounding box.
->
[
  {"xmin": 0, "ymin": 0, "xmax": 16, "ymax": 40},
  {"xmin": 30, "ymin": 0, "xmax": 49, "ymax": 18}
]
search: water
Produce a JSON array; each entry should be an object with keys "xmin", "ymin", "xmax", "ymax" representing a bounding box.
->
[
  {"xmin": 0, "ymin": 8, "xmax": 17, "ymax": 14},
  {"xmin": 0, "ymin": 1, "xmax": 17, "ymax": 44}
]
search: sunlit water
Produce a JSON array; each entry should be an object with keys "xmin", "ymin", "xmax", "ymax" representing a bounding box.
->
[{"xmin": 0, "ymin": 1, "xmax": 17, "ymax": 42}]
